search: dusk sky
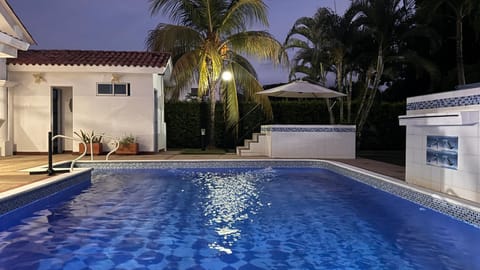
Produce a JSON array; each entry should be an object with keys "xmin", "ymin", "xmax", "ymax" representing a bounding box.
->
[{"xmin": 9, "ymin": 0, "xmax": 350, "ymax": 84}]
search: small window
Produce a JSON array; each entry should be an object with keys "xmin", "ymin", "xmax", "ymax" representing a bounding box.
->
[
  {"xmin": 97, "ymin": 83, "xmax": 130, "ymax": 96},
  {"xmin": 97, "ymin": 84, "xmax": 113, "ymax": 95}
]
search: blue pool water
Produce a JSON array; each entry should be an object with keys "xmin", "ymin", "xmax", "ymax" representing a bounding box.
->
[{"xmin": 0, "ymin": 167, "xmax": 479, "ymax": 270}]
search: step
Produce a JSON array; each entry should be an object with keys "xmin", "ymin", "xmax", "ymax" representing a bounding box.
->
[
  {"xmin": 237, "ymin": 133, "xmax": 268, "ymax": 156},
  {"xmin": 238, "ymin": 151, "xmax": 267, "ymax": 157}
]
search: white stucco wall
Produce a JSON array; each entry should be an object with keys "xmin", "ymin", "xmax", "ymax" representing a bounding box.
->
[
  {"xmin": 9, "ymin": 70, "xmax": 163, "ymax": 153},
  {"xmin": 400, "ymin": 87, "xmax": 480, "ymax": 203},
  {"xmin": 261, "ymin": 125, "xmax": 356, "ymax": 159}
]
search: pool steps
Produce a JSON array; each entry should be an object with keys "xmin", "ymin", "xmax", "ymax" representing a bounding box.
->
[{"xmin": 236, "ymin": 132, "xmax": 267, "ymax": 156}]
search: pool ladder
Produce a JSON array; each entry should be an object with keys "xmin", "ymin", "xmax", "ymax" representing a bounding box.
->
[{"xmin": 51, "ymin": 133, "xmax": 119, "ymax": 172}]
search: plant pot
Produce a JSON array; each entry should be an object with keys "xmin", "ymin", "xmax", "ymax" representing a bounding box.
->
[
  {"xmin": 79, "ymin": 143, "xmax": 103, "ymax": 155},
  {"xmin": 116, "ymin": 143, "xmax": 139, "ymax": 155}
]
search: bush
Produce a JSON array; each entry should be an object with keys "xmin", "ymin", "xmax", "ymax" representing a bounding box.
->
[{"xmin": 165, "ymin": 100, "xmax": 406, "ymax": 150}]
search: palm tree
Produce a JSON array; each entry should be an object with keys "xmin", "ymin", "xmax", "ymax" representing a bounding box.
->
[
  {"xmin": 284, "ymin": 8, "xmax": 339, "ymax": 124},
  {"xmin": 147, "ymin": 0, "xmax": 286, "ymax": 147},
  {"xmin": 320, "ymin": 8, "xmax": 359, "ymax": 123},
  {"xmin": 285, "ymin": 7, "xmax": 361, "ymax": 124},
  {"xmin": 417, "ymin": 0, "xmax": 480, "ymax": 86},
  {"xmin": 351, "ymin": 0, "xmax": 418, "ymax": 139}
]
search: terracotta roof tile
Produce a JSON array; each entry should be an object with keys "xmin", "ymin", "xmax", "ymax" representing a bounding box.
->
[{"xmin": 7, "ymin": 50, "xmax": 170, "ymax": 68}]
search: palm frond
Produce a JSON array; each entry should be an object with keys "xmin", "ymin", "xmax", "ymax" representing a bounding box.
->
[
  {"xmin": 149, "ymin": 0, "xmax": 199, "ymax": 25},
  {"xmin": 222, "ymin": 0, "xmax": 269, "ymax": 33},
  {"xmin": 231, "ymin": 62, "xmax": 273, "ymax": 119},
  {"xmin": 226, "ymin": 31, "xmax": 287, "ymax": 65},
  {"xmin": 221, "ymin": 63, "xmax": 240, "ymax": 132},
  {"xmin": 146, "ymin": 23, "xmax": 203, "ymax": 56},
  {"xmin": 230, "ymin": 53, "xmax": 258, "ymax": 78},
  {"xmin": 167, "ymin": 50, "xmax": 201, "ymax": 100},
  {"xmin": 284, "ymin": 38, "xmax": 311, "ymax": 50}
]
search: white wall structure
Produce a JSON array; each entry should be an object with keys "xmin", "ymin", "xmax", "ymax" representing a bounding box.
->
[
  {"xmin": 8, "ymin": 50, "xmax": 172, "ymax": 154},
  {"xmin": 0, "ymin": 0, "xmax": 35, "ymax": 156},
  {"xmin": 238, "ymin": 124, "xmax": 356, "ymax": 159},
  {"xmin": 399, "ymin": 86, "xmax": 480, "ymax": 203}
]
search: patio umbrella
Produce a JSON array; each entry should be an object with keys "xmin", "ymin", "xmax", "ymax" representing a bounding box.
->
[{"xmin": 256, "ymin": 80, "xmax": 345, "ymax": 98}]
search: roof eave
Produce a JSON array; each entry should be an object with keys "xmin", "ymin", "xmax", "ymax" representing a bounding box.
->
[
  {"xmin": 0, "ymin": 31, "xmax": 29, "ymax": 52},
  {"xmin": 8, "ymin": 64, "xmax": 167, "ymax": 74},
  {"xmin": 3, "ymin": 0, "xmax": 35, "ymax": 45}
]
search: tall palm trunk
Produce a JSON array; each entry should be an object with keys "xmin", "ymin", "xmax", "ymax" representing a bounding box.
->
[
  {"xmin": 356, "ymin": 45, "xmax": 384, "ymax": 144},
  {"xmin": 209, "ymin": 91, "xmax": 216, "ymax": 148},
  {"xmin": 207, "ymin": 63, "xmax": 216, "ymax": 148},
  {"xmin": 325, "ymin": 99, "xmax": 335, "ymax": 124},
  {"xmin": 346, "ymin": 71, "xmax": 353, "ymax": 123},
  {"xmin": 455, "ymin": 15, "xmax": 466, "ymax": 85},
  {"xmin": 336, "ymin": 60, "xmax": 345, "ymax": 123}
]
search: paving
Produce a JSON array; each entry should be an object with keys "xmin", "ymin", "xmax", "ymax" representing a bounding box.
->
[{"xmin": 0, "ymin": 152, "xmax": 405, "ymax": 193}]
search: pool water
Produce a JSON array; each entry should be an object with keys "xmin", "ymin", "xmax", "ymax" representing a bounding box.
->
[{"xmin": 0, "ymin": 167, "xmax": 479, "ymax": 269}]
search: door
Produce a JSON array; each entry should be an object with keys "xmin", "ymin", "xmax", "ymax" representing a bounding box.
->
[
  {"xmin": 51, "ymin": 87, "xmax": 73, "ymax": 153},
  {"xmin": 51, "ymin": 88, "xmax": 62, "ymax": 153}
]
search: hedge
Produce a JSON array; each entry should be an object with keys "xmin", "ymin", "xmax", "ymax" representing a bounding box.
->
[{"xmin": 165, "ymin": 100, "xmax": 406, "ymax": 150}]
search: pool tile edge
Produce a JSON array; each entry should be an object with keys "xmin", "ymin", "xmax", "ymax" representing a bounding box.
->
[{"xmin": 0, "ymin": 168, "xmax": 92, "ymax": 216}]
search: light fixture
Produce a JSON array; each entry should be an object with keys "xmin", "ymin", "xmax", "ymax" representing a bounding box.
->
[
  {"xmin": 32, "ymin": 73, "xmax": 45, "ymax": 83},
  {"xmin": 111, "ymin": 73, "xmax": 121, "ymax": 83},
  {"xmin": 221, "ymin": 70, "xmax": 233, "ymax": 81}
]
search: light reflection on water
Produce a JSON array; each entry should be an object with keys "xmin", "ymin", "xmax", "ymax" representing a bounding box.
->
[{"xmin": 189, "ymin": 167, "xmax": 275, "ymax": 254}]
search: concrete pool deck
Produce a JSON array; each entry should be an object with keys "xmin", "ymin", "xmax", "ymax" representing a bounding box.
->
[{"xmin": 0, "ymin": 152, "xmax": 405, "ymax": 193}]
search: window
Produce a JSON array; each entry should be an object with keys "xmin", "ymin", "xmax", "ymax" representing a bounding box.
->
[{"xmin": 97, "ymin": 83, "xmax": 130, "ymax": 96}]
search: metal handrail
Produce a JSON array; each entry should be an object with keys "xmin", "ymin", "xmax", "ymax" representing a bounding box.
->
[
  {"xmin": 235, "ymin": 120, "xmax": 265, "ymax": 147},
  {"xmin": 86, "ymin": 134, "xmax": 119, "ymax": 161},
  {"xmin": 224, "ymin": 103, "xmax": 265, "ymax": 149},
  {"xmin": 225, "ymin": 103, "xmax": 261, "ymax": 138},
  {"xmin": 48, "ymin": 132, "xmax": 120, "ymax": 173},
  {"xmin": 52, "ymin": 134, "xmax": 87, "ymax": 172},
  {"xmin": 87, "ymin": 134, "xmax": 101, "ymax": 161},
  {"xmin": 102, "ymin": 135, "xmax": 120, "ymax": 160}
]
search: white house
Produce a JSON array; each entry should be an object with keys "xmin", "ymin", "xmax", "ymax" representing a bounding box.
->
[
  {"xmin": 0, "ymin": 1, "xmax": 173, "ymax": 156},
  {"xmin": 7, "ymin": 50, "xmax": 172, "ymax": 154},
  {"xmin": 0, "ymin": 0, "xmax": 35, "ymax": 156}
]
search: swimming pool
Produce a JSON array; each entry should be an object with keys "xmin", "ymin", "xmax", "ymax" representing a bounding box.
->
[{"xmin": 0, "ymin": 162, "xmax": 479, "ymax": 269}]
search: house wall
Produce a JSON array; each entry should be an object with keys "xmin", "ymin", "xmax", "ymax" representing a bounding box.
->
[
  {"xmin": 9, "ymin": 71, "xmax": 159, "ymax": 153},
  {"xmin": 400, "ymin": 87, "xmax": 480, "ymax": 203}
]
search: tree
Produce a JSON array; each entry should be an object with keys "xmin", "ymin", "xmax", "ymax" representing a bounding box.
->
[
  {"xmin": 319, "ymin": 7, "xmax": 359, "ymax": 123},
  {"xmin": 284, "ymin": 8, "xmax": 341, "ymax": 124},
  {"xmin": 147, "ymin": 0, "xmax": 286, "ymax": 147},
  {"xmin": 417, "ymin": 0, "xmax": 480, "ymax": 86},
  {"xmin": 285, "ymin": 7, "xmax": 362, "ymax": 124},
  {"xmin": 351, "ymin": 0, "xmax": 418, "ymax": 140}
]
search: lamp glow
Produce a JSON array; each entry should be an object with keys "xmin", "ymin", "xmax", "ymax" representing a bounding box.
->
[{"xmin": 221, "ymin": 71, "xmax": 233, "ymax": 81}]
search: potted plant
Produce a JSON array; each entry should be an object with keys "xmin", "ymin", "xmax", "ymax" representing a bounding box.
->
[
  {"xmin": 74, "ymin": 130, "xmax": 103, "ymax": 155},
  {"xmin": 116, "ymin": 134, "xmax": 139, "ymax": 155}
]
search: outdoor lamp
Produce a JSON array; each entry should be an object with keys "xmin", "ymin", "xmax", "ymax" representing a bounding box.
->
[{"xmin": 221, "ymin": 70, "xmax": 232, "ymax": 81}]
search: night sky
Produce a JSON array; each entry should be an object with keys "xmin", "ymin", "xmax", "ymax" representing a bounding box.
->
[{"xmin": 9, "ymin": 0, "xmax": 350, "ymax": 84}]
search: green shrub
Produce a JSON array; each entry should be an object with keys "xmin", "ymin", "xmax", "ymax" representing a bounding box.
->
[{"xmin": 165, "ymin": 100, "xmax": 406, "ymax": 150}]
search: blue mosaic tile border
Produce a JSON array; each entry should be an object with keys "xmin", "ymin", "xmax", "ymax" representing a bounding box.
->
[
  {"xmin": 322, "ymin": 163, "xmax": 480, "ymax": 228},
  {"xmin": 76, "ymin": 160, "xmax": 480, "ymax": 228},
  {"xmin": 0, "ymin": 169, "xmax": 92, "ymax": 216},
  {"xmin": 261, "ymin": 126, "xmax": 356, "ymax": 133},
  {"xmin": 407, "ymin": 94, "xmax": 480, "ymax": 111}
]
